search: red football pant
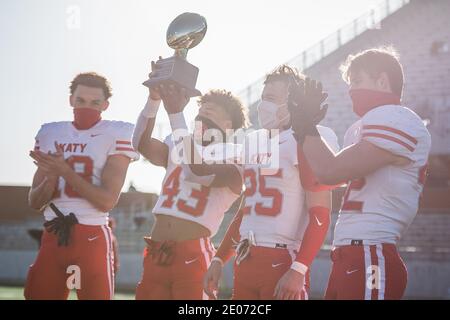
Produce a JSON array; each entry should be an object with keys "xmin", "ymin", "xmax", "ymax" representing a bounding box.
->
[
  {"xmin": 135, "ymin": 237, "xmax": 215, "ymax": 300},
  {"xmin": 233, "ymin": 246, "xmax": 310, "ymax": 300},
  {"xmin": 324, "ymin": 244, "xmax": 407, "ymax": 300},
  {"xmin": 24, "ymin": 224, "xmax": 115, "ymax": 300}
]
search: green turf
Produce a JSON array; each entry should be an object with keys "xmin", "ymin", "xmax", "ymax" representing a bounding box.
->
[{"xmin": 0, "ymin": 286, "xmax": 135, "ymax": 300}]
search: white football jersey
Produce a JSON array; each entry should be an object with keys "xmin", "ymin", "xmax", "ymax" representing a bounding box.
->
[
  {"xmin": 152, "ymin": 135, "xmax": 242, "ymax": 236},
  {"xmin": 34, "ymin": 120, "xmax": 139, "ymax": 225},
  {"xmin": 239, "ymin": 126, "xmax": 339, "ymax": 249},
  {"xmin": 333, "ymin": 105, "xmax": 431, "ymax": 246}
]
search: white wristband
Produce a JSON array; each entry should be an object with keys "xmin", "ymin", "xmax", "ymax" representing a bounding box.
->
[
  {"xmin": 211, "ymin": 257, "xmax": 224, "ymax": 267},
  {"xmin": 168, "ymin": 112, "xmax": 189, "ymax": 131},
  {"xmin": 290, "ymin": 261, "xmax": 308, "ymax": 275},
  {"xmin": 141, "ymin": 96, "xmax": 161, "ymax": 118}
]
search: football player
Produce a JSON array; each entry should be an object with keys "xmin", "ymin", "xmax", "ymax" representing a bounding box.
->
[
  {"xmin": 288, "ymin": 47, "xmax": 431, "ymax": 299},
  {"xmin": 204, "ymin": 65, "xmax": 340, "ymax": 300},
  {"xmin": 25, "ymin": 72, "xmax": 139, "ymax": 300},
  {"xmin": 132, "ymin": 61, "xmax": 248, "ymax": 300}
]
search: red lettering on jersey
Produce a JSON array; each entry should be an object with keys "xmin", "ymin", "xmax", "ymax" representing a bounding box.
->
[
  {"xmin": 177, "ymin": 185, "xmax": 210, "ymax": 217},
  {"xmin": 161, "ymin": 166, "xmax": 211, "ymax": 217},
  {"xmin": 255, "ymin": 169, "xmax": 282, "ymax": 216},
  {"xmin": 161, "ymin": 167, "xmax": 182, "ymax": 208},
  {"xmin": 52, "ymin": 155, "xmax": 94, "ymax": 199},
  {"xmin": 243, "ymin": 168, "xmax": 283, "ymax": 216},
  {"xmin": 58, "ymin": 143, "xmax": 66, "ymax": 151},
  {"xmin": 64, "ymin": 155, "xmax": 93, "ymax": 197},
  {"xmin": 56, "ymin": 143, "xmax": 88, "ymax": 153}
]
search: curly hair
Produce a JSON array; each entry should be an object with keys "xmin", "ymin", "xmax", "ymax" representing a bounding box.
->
[
  {"xmin": 197, "ymin": 89, "xmax": 249, "ymax": 129},
  {"xmin": 70, "ymin": 72, "xmax": 113, "ymax": 99},
  {"xmin": 264, "ymin": 64, "xmax": 305, "ymax": 86},
  {"xmin": 340, "ymin": 46, "xmax": 404, "ymax": 96}
]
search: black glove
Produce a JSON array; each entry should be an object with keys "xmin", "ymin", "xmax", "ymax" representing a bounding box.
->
[
  {"xmin": 288, "ymin": 77, "xmax": 329, "ymax": 144},
  {"xmin": 44, "ymin": 203, "xmax": 78, "ymax": 246}
]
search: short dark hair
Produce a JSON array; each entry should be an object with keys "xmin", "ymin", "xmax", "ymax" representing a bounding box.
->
[
  {"xmin": 70, "ymin": 72, "xmax": 112, "ymax": 99},
  {"xmin": 340, "ymin": 47, "xmax": 404, "ymax": 96},
  {"xmin": 264, "ymin": 64, "xmax": 305, "ymax": 86},
  {"xmin": 198, "ymin": 89, "xmax": 249, "ymax": 129}
]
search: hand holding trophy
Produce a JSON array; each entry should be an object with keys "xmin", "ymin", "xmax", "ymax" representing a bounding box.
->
[
  {"xmin": 159, "ymin": 83, "xmax": 190, "ymax": 114},
  {"xmin": 143, "ymin": 12, "xmax": 207, "ymax": 97}
]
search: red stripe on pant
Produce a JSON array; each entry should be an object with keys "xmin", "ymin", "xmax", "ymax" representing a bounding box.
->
[
  {"xmin": 233, "ymin": 246, "xmax": 310, "ymax": 300},
  {"xmin": 135, "ymin": 237, "xmax": 215, "ymax": 300},
  {"xmin": 24, "ymin": 224, "xmax": 115, "ymax": 300},
  {"xmin": 324, "ymin": 243, "xmax": 407, "ymax": 300}
]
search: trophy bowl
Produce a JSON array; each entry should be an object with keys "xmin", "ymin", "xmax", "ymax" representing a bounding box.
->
[
  {"xmin": 167, "ymin": 12, "xmax": 207, "ymax": 55},
  {"xmin": 143, "ymin": 12, "xmax": 207, "ymax": 97}
]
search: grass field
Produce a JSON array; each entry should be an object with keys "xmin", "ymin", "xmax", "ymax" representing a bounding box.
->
[{"xmin": 0, "ymin": 286, "xmax": 135, "ymax": 300}]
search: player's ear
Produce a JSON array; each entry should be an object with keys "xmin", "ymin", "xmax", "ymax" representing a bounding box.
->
[
  {"xmin": 101, "ymin": 100, "xmax": 110, "ymax": 112},
  {"xmin": 69, "ymin": 95, "xmax": 75, "ymax": 107}
]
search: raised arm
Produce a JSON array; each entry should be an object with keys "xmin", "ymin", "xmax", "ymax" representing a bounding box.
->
[
  {"xmin": 132, "ymin": 60, "xmax": 171, "ymax": 167},
  {"xmin": 159, "ymin": 84, "xmax": 243, "ymax": 195},
  {"xmin": 132, "ymin": 86, "xmax": 169, "ymax": 168}
]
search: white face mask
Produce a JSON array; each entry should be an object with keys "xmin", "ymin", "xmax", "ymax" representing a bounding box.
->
[{"xmin": 257, "ymin": 100, "xmax": 290, "ymax": 129}]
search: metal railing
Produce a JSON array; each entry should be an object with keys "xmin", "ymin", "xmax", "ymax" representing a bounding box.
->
[{"xmin": 238, "ymin": 0, "xmax": 411, "ymax": 107}]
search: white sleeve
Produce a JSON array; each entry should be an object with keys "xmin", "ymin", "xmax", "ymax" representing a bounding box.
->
[
  {"xmin": 317, "ymin": 125, "xmax": 340, "ymax": 153},
  {"xmin": 343, "ymin": 120, "xmax": 362, "ymax": 148},
  {"xmin": 108, "ymin": 122, "xmax": 140, "ymax": 161},
  {"xmin": 34, "ymin": 123, "xmax": 52, "ymax": 153},
  {"xmin": 360, "ymin": 107, "xmax": 430, "ymax": 163},
  {"xmin": 34, "ymin": 126, "xmax": 44, "ymax": 152},
  {"xmin": 131, "ymin": 97, "xmax": 161, "ymax": 151}
]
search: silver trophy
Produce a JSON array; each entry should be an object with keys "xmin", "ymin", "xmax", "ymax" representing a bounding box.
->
[{"xmin": 143, "ymin": 12, "xmax": 207, "ymax": 97}]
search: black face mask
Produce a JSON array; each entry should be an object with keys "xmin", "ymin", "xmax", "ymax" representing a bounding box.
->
[{"xmin": 195, "ymin": 115, "xmax": 226, "ymax": 146}]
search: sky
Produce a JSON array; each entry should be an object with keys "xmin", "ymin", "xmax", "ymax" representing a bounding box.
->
[{"xmin": 0, "ymin": 0, "xmax": 383, "ymax": 194}]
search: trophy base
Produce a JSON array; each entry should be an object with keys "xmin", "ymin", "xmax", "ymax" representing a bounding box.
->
[
  {"xmin": 143, "ymin": 79, "xmax": 202, "ymax": 97},
  {"xmin": 143, "ymin": 56, "xmax": 202, "ymax": 97}
]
